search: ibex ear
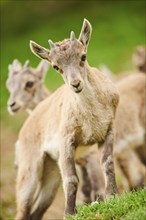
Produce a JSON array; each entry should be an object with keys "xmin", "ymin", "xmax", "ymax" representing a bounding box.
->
[
  {"xmin": 78, "ymin": 18, "xmax": 92, "ymax": 50},
  {"xmin": 36, "ymin": 60, "xmax": 50, "ymax": 82},
  {"xmin": 30, "ymin": 41, "xmax": 51, "ymax": 62},
  {"xmin": 9, "ymin": 59, "xmax": 22, "ymax": 72}
]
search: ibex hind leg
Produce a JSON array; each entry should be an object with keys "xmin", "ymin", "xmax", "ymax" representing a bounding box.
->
[
  {"xmin": 86, "ymin": 153, "xmax": 105, "ymax": 201},
  {"xmin": 101, "ymin": 123, "xmax": 119, "ymax": 199},
  {"xmin": 16, "ymin": 164, "xmax": 38, "ymax": 220},
  {"xmin": 117, "ymin": 149, "xmax": 145, "ymax": 190},
  {"xmin": 30, "ymin": 155, "xmax": 61, "ymax": 220}
]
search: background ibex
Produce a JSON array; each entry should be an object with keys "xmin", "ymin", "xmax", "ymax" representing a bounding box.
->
[{"xmin": 6, "ymin": 59, "xmax": 50, "ymax": 115}]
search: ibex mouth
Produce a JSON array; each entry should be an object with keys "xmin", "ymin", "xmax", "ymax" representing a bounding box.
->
[
  {"xmin": 12, "ymin": 107, "xmax": 21, "ymax": 112},
  {"xmin": 75, "ymin": 88, "xmax": 83, "ymax": 93},
  {"xmin": 8, "ymin": 106, "xmax": 21, "ymax": 114},
  {"xmin": 71, "ymin": 83, "xmax": 83, "ymax": 93}
]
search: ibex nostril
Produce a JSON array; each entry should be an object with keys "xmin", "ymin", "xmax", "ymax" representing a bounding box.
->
[
  {"xmin": 9, "ymin": 102, "xmax": 16, "ymax": 107},
  {"xmin": 72, "ymin": 81, "xmax": 80, "ymax": 89}
]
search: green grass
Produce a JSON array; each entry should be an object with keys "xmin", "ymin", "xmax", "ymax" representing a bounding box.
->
[{"xmin": 67, "ymin": 189, "xmax": 146, "ymax": 220}]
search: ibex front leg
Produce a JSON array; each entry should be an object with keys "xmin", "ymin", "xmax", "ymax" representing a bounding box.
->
[
  {"xmin": 58, "ymin": 143, "xmax": 78, "ymax": 216},
  {"xmin": 101, "ymin": 123, "xmax": 118, "ymax": 198}
]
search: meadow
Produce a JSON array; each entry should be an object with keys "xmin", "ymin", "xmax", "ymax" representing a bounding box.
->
[
  {"xmin": 1, "ymin": 1, "xmax": 145, "ymax": 219},
  {"xmin": 67, "ymin": 189, "xmax": 146, "ymax": 220}
]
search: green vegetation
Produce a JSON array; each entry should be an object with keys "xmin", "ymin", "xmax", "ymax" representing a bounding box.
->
[
  {"xmin": 1, "ymin": 0, "xmax": 145, "ymax": 131},
  {"xmin": 67, "ymin": 189, "xmax": 146, "ymax": 220}
]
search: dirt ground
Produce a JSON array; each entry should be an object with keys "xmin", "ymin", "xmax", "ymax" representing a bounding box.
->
[{"xmin": 1, "ymin": 126, "xmax": 85, "ymax": 220}]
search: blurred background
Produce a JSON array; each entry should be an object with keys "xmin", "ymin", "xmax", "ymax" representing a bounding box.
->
[{"xmin": 1, "ymin": 0, "xmax": 145, "ymax": 219}]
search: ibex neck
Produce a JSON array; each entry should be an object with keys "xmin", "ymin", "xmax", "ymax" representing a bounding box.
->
[
  {"xmin": 85, "ymin": 62, "xmax": 104, "ymax": 93},
  {"xmin": 26, "ymin": 85, "xmax": 50, "ymax": 114}
]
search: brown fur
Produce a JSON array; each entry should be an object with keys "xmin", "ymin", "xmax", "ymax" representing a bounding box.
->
[{"xmin": 15, "ymin": 19, "xmax": 119, "ymax": 219}]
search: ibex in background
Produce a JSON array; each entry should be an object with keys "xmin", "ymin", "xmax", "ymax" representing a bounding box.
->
[
  {"xmin": 15, "ymin": 19, "xmax": 119, "ymax": 219},
  {"xmin": 132, "ymin": 46, "xmax": 146, "ymax": 73},
  {"xmin": 6, "ymin": 59, "xmax": 50, "ymax": 115},
  {"xmin": 99, "ymin": 45, "xmax": 146, "ymax": 81},
  {"xmin": 6, "ymin": 59, "xmax": 51, "ymax": 170}
]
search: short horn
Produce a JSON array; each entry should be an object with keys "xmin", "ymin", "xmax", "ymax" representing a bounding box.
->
[
  {"xmin": 70, "ymin": 31, "xmax": 76, "ymax": 41},
  {"xmin": 48, "ymin": 40, "xmax": 56, "ymax": 49},
  {"xmin": 24, "ymin": 60, "xmax": 30, "ymax": 68}
]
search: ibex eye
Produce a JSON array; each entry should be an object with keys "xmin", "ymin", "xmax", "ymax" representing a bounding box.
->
[
  {"xmin": 26, "ymin": 81, "xmax": 34, "ymax": 88},
  {"xmin": 81, "ymin": 54, "xmax": 86, "ymax": 61},
  {"xmin": 53, "ymin": 65, "xmax": 59, "ymax": 71}
]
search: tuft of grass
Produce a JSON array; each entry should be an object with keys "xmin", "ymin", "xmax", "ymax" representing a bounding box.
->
[{"xmin": 67, "ymin": 189, "xmax": 146, "ymax": 220}]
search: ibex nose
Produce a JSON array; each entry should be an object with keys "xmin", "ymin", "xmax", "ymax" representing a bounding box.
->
[
  {"xmin": 71, "ymin": 80, "xmax": 81, "ymax": 89},
  {"xmin": 9, "ymin": 102, "xmax": 16, "ymax": 107}
]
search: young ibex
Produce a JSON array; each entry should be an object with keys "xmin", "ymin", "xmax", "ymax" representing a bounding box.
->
[
  {"xmin": 6, "ymin": 59, "xmax": 50, "ymax": 115},
  {"xmin": 6, "ymin": 59, "xmax": 50, "ymax": 170},
  {"xmin": 15, "ymin": 19, "xmax": 119, "ymax": 219}
]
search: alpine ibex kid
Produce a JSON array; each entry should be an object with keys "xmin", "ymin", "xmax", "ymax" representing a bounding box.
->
[
  {"xmin": 6, "ymin": 59, "xmax": 50, "ymax": 115},
  {"xmin": 15, "ymin": 19, "xmax": 119, "ymax": 219}
]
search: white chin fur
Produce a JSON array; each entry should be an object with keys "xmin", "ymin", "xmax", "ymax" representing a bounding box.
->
[{"xmin": 8, "ymin": 107, "xmax": 15, "ymax": 115}]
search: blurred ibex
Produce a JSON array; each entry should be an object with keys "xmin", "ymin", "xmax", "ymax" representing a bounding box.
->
[
  {"xmin": 132, "ymin": 46, "xmax": 146, "ymax": 73},
  {"xmin": 6, "ymin": 59, "xmax": 50, "ymax": 115},
  {"xmin": 100, "ymin": 45, "xmax": 146, "ymax": 81}
]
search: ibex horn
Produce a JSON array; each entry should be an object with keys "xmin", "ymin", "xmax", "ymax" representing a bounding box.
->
[
  {"xmin": 48, "ymin": 40, "xmax": 56, "ymax": 49},
  {"xmin": 24, "ymin": 60, "xmax": 30, "ymax": 68},
  {"xmin": 70, "ymin": 31, "xmax": 76, "ymax": 41}
]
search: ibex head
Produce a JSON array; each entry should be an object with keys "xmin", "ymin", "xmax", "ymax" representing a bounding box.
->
[
  {"xmin": 6, "ymin": 59, "xmax": 49, "ymax": 114},
  {"xmin": 30, "ymin": 19, "xmax": 92, "ymax": 93}
]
